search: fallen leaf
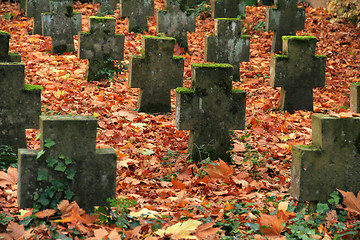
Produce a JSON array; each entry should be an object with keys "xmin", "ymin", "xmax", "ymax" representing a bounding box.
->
[
  {"xmin": 338, "ymin": 189, "xmax": 360, "ymax": 215},
  {"xmin": 0, "ymin": 167, "xmax": 17, "ymax": 187},
  {"xmin": 165, "ymin": 219, "xmax": 202, "ymax": 239},
  {"xmin": 195, "ymin": 222, "xmax": 222, "ymax": 239},
  {"xmin": 204, "ymin": 159, "xmax": 234, "ymax": 181},
  {"xmin": 259, "ymin": 213, "xmax": 285, "ymax": 236}
]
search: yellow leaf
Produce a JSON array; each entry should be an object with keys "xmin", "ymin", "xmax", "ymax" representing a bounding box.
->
[
  {"xmin": 129, "ymin": 208, "xmax": 160, "ymax": 219},
  {"xmin": 94, "ymin": 112, "xmax": 100, "ymax": 118},
  {"xmin": 165, "ymin": 219, "xmax": 202, "ymax": 239}
]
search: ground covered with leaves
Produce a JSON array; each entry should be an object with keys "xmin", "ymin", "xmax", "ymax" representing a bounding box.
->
[{"xmin": 0, "ymin": 0, "xmax": 360, "ymax": 239}]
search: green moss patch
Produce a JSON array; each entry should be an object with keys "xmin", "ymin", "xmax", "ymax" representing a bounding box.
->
[
  {"xmin": 191, "ymin": 63, "xmax": 233, "ymax": 69},
  {"xmin": 232, "ymin": 88, "xmax": 246, "ymax": 94},
  {"xmin": 24, "ymin": 84, "xmax": 43, "ymax": 92},
  {"xmin": 90, "ymin": 16, "xmax": 115, "ymax": 21},
  {"xmin": 144, "ymin": 35, "xmax": 175, "ymax": 41},
  {"xmin": 173, "ymin": 56, "xmax": 185, "ymax": 60},
  {"xmin": 315, "ymin": 55, "xmax": 327, "ymax": 58},
  {"xmin": 351, "ymin": 82, "xmax": 360, "ymax": 86},
  {"xmin": 282, "ymin": 36, "xmax": 316, "ymax": 41},
  {"xmin": 176, "ymin": 87, "xmax": 194, "ymax": 94},
  {"xmin": 0, "ymin": 31, "xmax": 10, "ymax": 35},
  {"xmin": 216, "ymin": 18, "xmax": 242, "ymax": 21}
]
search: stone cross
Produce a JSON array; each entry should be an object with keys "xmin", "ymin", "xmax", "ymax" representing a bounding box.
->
[
  {"xmin": 270, "ymin": 36, "xmax": 326, "ymax": 113},
  {"xmin": 204, "ymin": 18, "xmax": 250, "ymax": 82},
  {"xmin": 0, "ymin": 31, "xmax": 21, "ymax": 62},
  {"xmin": 0, "ymin": 63, "xmax": 42, "ymax": 150},
  {"xmin": 120, "ymin": 0, "xmax": 154, "ymax": 33},
  {"xmin": 42, "ymin": 0, "xmax": 82, "ymax": 54},
  {"xmin": 78, "ymin": 17, "xmax": 124, "ymax": 82},
  {"xmin": 350, "ymin": 82, "xmax": 360, "ymax": 113},
  {"xmin": 129, "ymin": 36, "xmax": 184, "ymax": 113},
  {"xmin": 291, "ymin": 114, "xmax": 360, "ymax": 203},
  {"xmin": 93, "ymin": 0, "xmax": 117, "ymax": 15},
  {"xmin": 20, "ymin": 0, "xmax": 26, "ymax": 12},
  {"xmin": 157, "ymin": 0, "xmax": 196, "ymax": 52},
  {"xmin": 212, "ymin": 0, "xmax": 246, "ymax": 19},
  {"xmin": 176, "ymin": 63, "xmax": 246, "ymax": 163},
  {"xmin": 266, "ymin": 0, "xmax": 305, "ymax": 52},
  {"xmin": 18, "ymin": 115, "xmax": 117, "ymax": 212},
  {"xmin": 26, "ymin": 0, "xmax": 50, "ymax": 35}
]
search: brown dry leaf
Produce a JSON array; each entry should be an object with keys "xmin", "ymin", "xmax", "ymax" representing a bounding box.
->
[
  {"xmin": 57, "ymin": 200, "xmax": 84, "ymax": 217},
  {"xmin": 0, "ymin": 167, "xmax": 17, "ymax": 187},
  {"xmin": 259, "ymin": 213, "xmax": 285, "ymax": 236},
  {"xmin": 338, "ymin": 189, "xmax": 360, "ymax": 215},
  {"xmin": 34, "ymin": 209, "xmax": 57, "ymax": 219},
  {"xmin": 195, "ymin": 222, "xmax": 222, "ymax": 239},
  {"xmin": 171, "ymin": 178, "xmax": 186, "ymax": 190},
  {"xmin": 0, "ymin": 222, "xmax": 32, "ymax": 240},
  {"xmin": 204, "ymin": 159, "xmax": 234, "ymax": 180},
  {"xmin": 93, "ymin": 228, "xmax": 109, "ymax": 239}
]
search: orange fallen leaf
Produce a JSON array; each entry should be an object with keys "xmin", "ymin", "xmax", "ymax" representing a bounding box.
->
[
  {"xmin": 195, "ymin": 222, "xmax": 222, "ymax": 239},
  {"xmin": 204, "ymin": 159, "xmax": 234, "ymax": 180},
  {"xmin": 171, "ymin": 178, "xmax": 186, "ymax": 190},
  {"xmin": 259, "ymin": 213, "xmax": 285, "ymax": 236},
  {"xmin": 338, "ymin": 189, "xmax": 360, "ymax": 215},
  {"xmin": 34, "ymin": 209, "xmax": 56, "ymax": 219},
  {"xmin": 0, "ymin": 167, "xmax": 17, "ymax": 187}
]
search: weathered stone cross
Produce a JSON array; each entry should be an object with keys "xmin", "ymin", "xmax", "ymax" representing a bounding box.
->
[
  {"xmin": 0, "ymin": 31, "xmax": 21, "ymax": 62},
  {"xmin": 270, "ymin": 36, "xmax": 326, "ymax": 113},
  {"xmin": 120, "ymin": 0, "xmax": 154, "ymax": 33},
  {"xmin": 291, "ymin": 114, "xmax": 360, "ymax": 203},
  {"xmin": 266, "ymin": 0, "xmax": 305, "ymax": 52},
  {"xmin": 157, "ymin": 0, "xmax": 195, "ymax": 52},
  {"xmin": 129, "ymin": 36, "xmax": 184, "ymax": 113},
  {"xmin": 0, "ymin": 63, "xmax": 42, "ymax": 150},
  {"xmin": 78, "ymin": 17, "xmax": 124, "ymax": 82},
  {"xmin": 26, "ymin": 0, "xmax": 50, "ymax": 35},
  {"xmin": 176, "ymin": 63, "xmax": 246, "ymax": 163},
  {"xmin": 205, "ymin": 18, "xmax": 250, "ymax": 82},
  {"xmin": 42, "ymin": 0, "xmax": 82, "ymax": 54},
  {"xmin": 212, "ymin": 0, "xmax": 246, "ymax": 19},
  {"xmin": 350, "ymin": 82, "xmax": 360, "ymax": 113},
  {"xmin": 93, "ymin": 0, "xmax": 117, "ymax": 15},
  {"xmin": 18, "ymin": 115, "xmax": 117, "ymax": 212}
]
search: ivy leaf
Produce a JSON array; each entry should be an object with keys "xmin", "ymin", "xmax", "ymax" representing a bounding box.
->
[
  {"xmin": 55, "ymin": 162, "xmax": 66, "ymax": 172},
  {"xmin": 46, "ymin": 157, "xmax": 58, "ymax": 167},
  {"xmin": 36, "ymin": 150, "xmax": 45, "ymax": 160},
  {"xmin": 64, "ymin": 157, "xmax": 72, "ymax": 165},
  {"xmin": 44, "ymin": 138, "xmax": 56, "ymax": 148},
  {"xmin": 64, "ymin": 189, "xmax": 75, "ymax": 200},
  {"xmin": 38, "ymin": 193, "xmax": 50, "ymax": 206},
  {"xmin": 65, "ymin": 169, "xmax": 76, "ymax": 180},
  {"xmin": 37, "ymin": 169, "xmax": 48, "ymax": 181},
  {"xmin": 59, "ymin": 154, "xmax": 65, "ymax": 159}
]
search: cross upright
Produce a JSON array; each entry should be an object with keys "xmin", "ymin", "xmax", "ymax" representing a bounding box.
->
[
  {"xmin": 120, "ymin": 0, "xmax": 154, "ymax": 33},
  {"xmin": 176, "ymin": 63, "xmax": 246, "ymax": 163},
  {"xmin": 291, "ymin": 114, "xmax": 360, "ymax": 203},
  {"xmin": 93, "ymin": 0, "xmax": 117, "ymax": 14},
  {"xmin": 0, "ymin": 63, "xmax": 42, "ymax": 150},
  {"xmin": 78, "ymin": 17, "xmax": 124, "ymax": 82},
  {"xmin": 266, "ymin": 0, "xmax": 305, "ymax": 52},
  {"xmin": 26, "ymin": 0, "xmax": 50, "ymax": 35},
  {"xmin": 157, "ymin": 0, "xmax": 196, "ymax": 52},
  {"xmin": 18, "ymin": 115, "xmax": 117, "ymax": 212},
  {"xmin": 212, "ymin": 0, "xmax": 246, "ymax": 19},
  {"xmin": 129, "ymin": 36, "xmax": 184, "ymax": 113},
  {"xmin": 270, "ymin": 36, "xmax": 326, "ymax": 113},
  {"xmin": 205, "ymin": 18, "xmax": 250, "ymax": 82},
  {"xmin": 42, "ymin": 0, "xmax": 82, "ymax": 54},
  {"xmin": 350, "ymin": 82, "xmax": 360, "ymax": 113},
  {"xmin": 0, "ymin": 31, "xmax": 21, "ymax": 62}
]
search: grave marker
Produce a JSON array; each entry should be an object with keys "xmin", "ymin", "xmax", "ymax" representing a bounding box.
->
[
  {"xmin": 0, "ymin": 63, "xmax": 42, "ymax": 150},
  {"xmin": 18, "ymin": 115, "xmax": 117, "ymax": 212},
  {"xmin": 270, "ymin": 36, "xmax": 326, "ymax": 113},
  {"xmin": 42, "ymin": 0, "xmax": 82, "ymax": 54},
  {"xmin": 176, "ymin": 63, "xmax": 246, "ymax": 162},
  {"xmin": 0, "ymin": 31, "xmax": 21, "ymax": 62},
  {"xmin": 129, "ymin": 36, "xmax": 184, "ymax": 113},
  {"xmin": 79, "ymin": 16, "xmax": 124, "ymax": 82},
  {"xmin": 350, "ymin": 82, "xmax": 360, "ymax": 113},
  {"xmin": 204, "ymin": 18, "xmax": 250, "ymax": 82},
  {"xmin": 266, "ymin": 0, "xmax": 305, "ymax": 52},
  {"xmin": 291, "ymin": 114, "xmax": 360, "ymax": 203},
  {"xmin": 120, "ymin": 0, "xmax": 154, "ymax": 33},
  {"xmin": 157, "ymin": 0, "xmax": 196, "ymax": 52},
  {"xmin": 212, "ymin": 0, "xmax": 246, "ymax": 19},
  {"xmin": 26, "ymin": 0, "xmax": 50, "ymax": 35},
  {"xmin": 93, "ymin": 0, "xmax": 117, "ymax": 14}
]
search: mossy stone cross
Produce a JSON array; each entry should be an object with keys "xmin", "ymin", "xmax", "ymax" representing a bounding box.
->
[
  {"xmin": 120, "ymin": 0, "xmax": 154, "ymax": 33},
  {"xmin": 211, "ymin": 0, "xmax": 246, "ymax": 19},
  {"xmin": 175, "ymin": 63, "xmax": 246, "ymax": 163},
  {"xmin": 270, "ymin": 36, "xmax": 326, "ymax": 113},
  {"xmin": 129, "ymin": 36, "xmax": 184, "ymax": 113},
  {"xmin": 0, "ymin": 32, "xmax": 21, "ymax": 62},
  {"xmin": 26, "ymin": 0, "xmax": 50, "ymax": 35},
  {"xmin": 205, "ymin": 18, "xmax": 250, "ymax": 82}
]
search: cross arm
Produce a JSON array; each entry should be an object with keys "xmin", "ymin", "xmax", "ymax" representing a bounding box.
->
[
  {"xmin": 265, "ymin": 7, "xmax": 280, "ymax": 31},
  {"xmin": 175, "ymin": 87, "xmax": 196, "ymax": 131},
  {"xmin": 228, "ymin": 89, "xmax": 246, "ymax": 129},
  {"xmin": 295, "ymin": 8, "xmax": 305, "ymax": 30},
  {"xmin": 269, "ymin": 54, "xmax": 288, "ymax": 87},
  {"xmin": 128, "ymin": 56, "xmax": 147, "ymax": 88}
]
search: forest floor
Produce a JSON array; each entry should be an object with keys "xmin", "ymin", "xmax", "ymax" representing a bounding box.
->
[{"xmin": 0, "ymin": 0, "xmax": 360, "ymax": 239}]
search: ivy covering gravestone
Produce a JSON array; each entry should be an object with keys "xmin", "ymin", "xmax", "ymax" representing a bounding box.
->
[
  {"xmin": 350, "ymin": 82, "xmax": 360, "ymax": 113},
  {"xmin": 42, "ymin": 0, "xmax": 82, "ymax": 54},
  {"xmin": 78, "ymin": 16, "xmax": 124, "ymax": 82},
  {"xmin": 204, "ymin": 18, "xmax": 250, "ymax": 82},
  {"xmin": 119, "ymin": 0, "xmax": 154, "ymax": 33},
  {"xmin": 291, "ymin": 114, "xmax": 360, "ymax": 203},
  {"xmin": 157, "ymin": 0, "xmax": 196, "ymax": 52},
  {"xmin": 93, "ymin": 0, "xmax": 117, "ymax": 14},
  {"xmin": 0, "ymin": 31, "xmax": 21, "ymax": 62},
  {"xmin": 176, "ymin": 63, "xmax": 246, "ymax": 163},
  {"xmin": 26, "ymin": 0, "xmax": 50, "ymax": 35},
  {"xmin": 266, "ymin": 0, "xmax": 305, "ymax": 52},
  {"xmin": 212, "ymin": 0, "xmax": 246, "ymax": 19},
  {"xmin": 129, "ymin": 36, "xmax": 184, "ymax": 113},
  {"xmin": 270, "ymin": 36, "xmax": 326, "ymax": 113},
  {"xmin": 0, "ymin": 63, "xmax": 42, "ymax": 150},
  {"xmin": 18, "ymin": 115, "xmax": 117, "ymax": 212}
]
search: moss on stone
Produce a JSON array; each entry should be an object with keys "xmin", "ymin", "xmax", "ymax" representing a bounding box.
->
[
  {"xmin": 241, "ymin": 35, "xmax": 251, "ymax": 39},
  {"xmin": 297, "ymin": 145, "xmax": 321, "ymax": 151},
  {"xmin": 232, "ymin": 88, "xmax": 245, "ymax": 94},
  {"xmin": 351, "ymin": 82, "xmax": 360, "ymax": 86},
  {"xmin": 275, "ymin": 54, "xmax": 288, "ymax": 58},
  {"xmin": 24, "ymin": 84, "xmax": 43, "ymax": 92},
  {"xmin": 8, "ymin": 52, "xmax": 19, "ymax": 56},
  {"xmin": 176, "ymin": 87, "xmax": 194, "ymax": 94},
  {"xmin": 191, "ymin": 63, "xmax": 233, "ymax": 69},
  {"xmin": 80, "ymin": 31, "xmax": 91, "ymax": 35},
  {"xmin": 0, "ymin": 31, "xmax": 10, "ymax": 35},
  {"xmin": 216, "ymin": 18, "xmax": 242, "ymax": 21},
  {"xmin": 173, "ymin": 55, "xmax": 185, "ymax": 60},
  {"xmin": 315, "ymin": 55, "xmax": 327, "ymax": 58},
  {"xmin": 90, "ymin": 16, "xmax": 115, "ymax": 21},
  {"xmin": 282, "ymin": 36, "xmax": 316, "ymax": 41},
  {"xmin": 144, "ymin": 35, "xmax": 175, "ymax": 41}
]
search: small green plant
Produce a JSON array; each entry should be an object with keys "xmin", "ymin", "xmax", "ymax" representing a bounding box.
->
[
  {"xmin": 193, "ymin": 1, "xmax": 211, "ymax": 19},
  {"xmin": 252, "ymin": 21, "xmax": 266, "ymax": 32},
  {"xmin": 0, "ymin": 145, "xmax": 17, "ymax": 170},
  {"xmin": 92, "ymin": 59, "xmax": 128, "ymax": 85}
]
